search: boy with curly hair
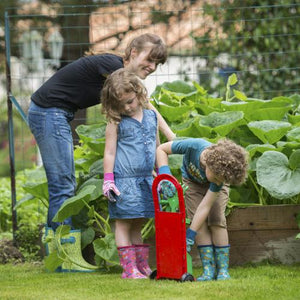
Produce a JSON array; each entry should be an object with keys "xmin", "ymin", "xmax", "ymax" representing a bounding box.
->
[{"xmin": 156, "ymin": 138, "xmax": 248, "ymax": 281}]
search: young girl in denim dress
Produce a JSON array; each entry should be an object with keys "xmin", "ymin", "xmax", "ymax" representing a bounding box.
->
[{"xmin": 101, "ymin": 68, "xmax": 159, "ymax": 279}]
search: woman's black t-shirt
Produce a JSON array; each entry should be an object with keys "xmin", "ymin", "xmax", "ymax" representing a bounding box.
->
[{"xmin": 31, "ymin": 54, "xmax": 123, "ymax": 112}]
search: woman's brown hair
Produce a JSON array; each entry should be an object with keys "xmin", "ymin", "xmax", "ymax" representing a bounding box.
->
[{"xmin": 124, "ymin": 33, "xmax": 167, "ymax": 65}]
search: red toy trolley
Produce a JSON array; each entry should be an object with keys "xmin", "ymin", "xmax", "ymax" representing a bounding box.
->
[{"xmin": 150, "ymin": 174, "xmax": 194, "ymax": 281}]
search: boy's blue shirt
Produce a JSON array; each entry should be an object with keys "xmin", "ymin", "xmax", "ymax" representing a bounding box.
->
[{"xmin": 171, "ymin": 138, "xmax": 212, "ymax": 184}]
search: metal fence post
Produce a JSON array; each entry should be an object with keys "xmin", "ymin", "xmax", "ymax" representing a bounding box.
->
[{"xmin": 5, "ymin": 10, "xmax": 18, "ymax": 242}]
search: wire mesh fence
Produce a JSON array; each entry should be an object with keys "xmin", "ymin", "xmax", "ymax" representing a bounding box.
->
[{"xmin": 6, "ymin": 2, "xmax": 300, "ymax": 102}]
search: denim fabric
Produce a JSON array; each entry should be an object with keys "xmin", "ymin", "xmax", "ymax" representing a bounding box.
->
[
  {"xmin": 28, "ymin": 101, "xmax": 76, "ymax": 230},
  {"xmin": 109, "ymin": 109, "xmax": 157, "ymax": 219}
]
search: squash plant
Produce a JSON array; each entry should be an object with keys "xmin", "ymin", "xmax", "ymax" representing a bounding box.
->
[{"xmin": 151, "ymin": 74, "xmax": 300, "ymax": 209}]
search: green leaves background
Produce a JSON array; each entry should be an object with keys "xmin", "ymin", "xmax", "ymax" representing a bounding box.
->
[{"xmin": 151, "ymin": 77, "xmax": 300, "ymax": 204}]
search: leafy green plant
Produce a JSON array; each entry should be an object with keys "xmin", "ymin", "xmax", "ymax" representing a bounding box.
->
[
  {"xmin": 0, "ymin": 171, "xmax": 47, "ymax": 233},
  {"xmin": 15, "ymin": 225, "xmax": 42, "ymax": 261},
  {"xmin": 256, "ymin": 150, "xmax": 300, "ymax": 200},
  {"xmin": 151, "ymin": 74, "xmax": 300, "ymax": 208}
]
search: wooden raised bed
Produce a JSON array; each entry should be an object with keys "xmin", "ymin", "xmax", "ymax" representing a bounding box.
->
[
  {"xmin": 147, "ymin": 204, "xmax": 300, "ymax": 267},
  {"xmin": 226, "ymin": 204, "xmax": 300, "ymax": 266}
]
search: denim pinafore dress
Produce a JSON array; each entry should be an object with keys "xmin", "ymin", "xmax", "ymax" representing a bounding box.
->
[{"xmin": 109, "ymin": 109, "xmax": 157, "ymax": 219}]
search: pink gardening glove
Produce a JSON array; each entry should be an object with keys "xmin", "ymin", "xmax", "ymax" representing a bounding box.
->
[{"xmin": 103, "ymin": 173, "xmax": 121, "ymax": 202}]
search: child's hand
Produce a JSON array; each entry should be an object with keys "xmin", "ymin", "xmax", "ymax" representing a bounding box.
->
[
  {"xmin": 186, "ymin": 228, "xmax": 197, "ymax": 252},
  {"xmin": 103, "ymin": 181, "xmax": 120, "ymax": 202},
  {"xmin": 103, "ymin": 173, "xmax": 121, "ymax": 202}
]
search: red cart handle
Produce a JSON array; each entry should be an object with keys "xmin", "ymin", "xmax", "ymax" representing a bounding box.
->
[{"xmin": 152, "ymin": 174, "xmax": 185, "ymax": 214}]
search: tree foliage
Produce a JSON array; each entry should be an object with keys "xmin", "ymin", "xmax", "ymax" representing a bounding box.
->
[{"xmin": 192, "ymin": 1, "xmax": 300, "ymax": 98}]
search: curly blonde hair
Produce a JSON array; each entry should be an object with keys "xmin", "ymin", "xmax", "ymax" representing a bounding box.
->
[
  {"xmin": 101, "ymin": 69, "xmax": 148, "ymax": 123},
  {"xmin": 205, "ymin": 139, "xmax": 249, "ymax": 186}
]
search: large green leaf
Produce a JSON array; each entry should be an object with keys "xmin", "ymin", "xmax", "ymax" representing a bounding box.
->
[
  {"xmin": 52, "ymin": 185, "xmax": 95, "ymax": 222},
  {"xmin": 247, "ymin": 120, "xmax": 292, "ymax": 144},
  {"xmin": 76, "ymin": 123, "xmax": 106, "ymax": 141},
  {"xmin": 276, "ymin": 141, "xmax": 300, "ymax": 157},
  {"xmin": 169, "ymin": 154, "xmax": 183, "ymax": 180},
  {"xmin": 161, "ymin": 88, "xmax": 200, "ymax": 104},
  {"xmin": 172, "ymin": 117, "xmax": 195, "ymax": 131},
  {"xmin": 81, "ymin": 227, "xmax": 96, "ymax": 250},
  {"xmin": 194, "ymin": 97, "xmax": 223, "ymax": 115},
  {"xmin": 257, "ymin": 151, "xmax": 300, "ymax": 199},
  {"xmin": 151, "ymin": 93, "xmax": 178, "ymax": 107},
  {"xmin": 192, "ymin": 81, "xmax": 207, "ymax": 96},
  {"xmin": 267, "ymin": 96, "xmax": 294, "ymax": 107},
  {"xmin": 157, "ymin": 105, "xmax": 193, "ymax": 122},
  {"xmin": 86, "ymin": 141, "xmax": 106, "ymax": 156},
  {"xmin": 243, "ymin": 97, "xmax": 293, "ymax": 121},
  {"xmin": 289, "ymin": 150, "xmax": 300, "ymax": 170},
  {"xmin": 93, "ymin": 233, "xmax": 119, "ymax": 264},
  {"xmin": 76, "ymin": 123, "xmax": 106, "ymax": 155},
  {"xmin": 199, "ymin": 111, "xmax": 245, "ymax": 136},
  {"xmin": 75, "ymin": 156, "xmax": 99, "ymax": 173},
  {"xmin": 89, "ymin": 159, "xmax": 104, "ymax": 177},
  {"xmin": 77, "ymin": 177, "xmax": 103, "ymax": 201},
  {"xmin": 151, "ymin": 81, "xmax": 200, "ymax": 107},
  {"xmin": 286, "ymin": 127, "xmax": 300, "ymax": 142},
  {"xmin": 226, "ymin": 125, "xmax": 261, "ymax": 147},
  {"xmin": 152, "ymin": 80, "xmax": 197, "ymax": 95},
  {"xmin": 14, "ymin": 194, "xmax": 35, "ymax": 209},
  {"xmin": 220, "ymin": 100, "xmax": 264, "ymax": 120},
  {"xmin": 44, "ymin": 251, "xmax": 64, "ymax": 272},
  {"xmin": 194, "ymin": 103, "xmax": 221, "ymax": 115},
  {"xmin": 23, "ymin": 167, "xmax": 47, "ymax": 181},
  {"xmin": 287, "ymin": 114, "xmax": 300, "ymax": 125},
  {"xmin": 22, "ymin": 181, "xmax": 49, "ymax": 202},
  {"xmin": 174, "ymin": 116, "xmax": 212, "ymax": 138},
  {"xmin": 245, "ymin": 143, "xmax": 277, "ymax": 158},
  {"xmin": 247, "ymin": 106, "xmax": 290, "ymax": 121}
]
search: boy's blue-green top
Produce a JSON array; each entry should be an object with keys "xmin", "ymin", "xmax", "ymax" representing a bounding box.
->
[{"xmin": 171, "ymin": 138, "xmax": 212, "ymax": 184}]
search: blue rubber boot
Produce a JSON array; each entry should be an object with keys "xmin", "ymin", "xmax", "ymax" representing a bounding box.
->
[
  {"xmin": 196, "ymin": 245, "xmax": 216, "ymax": 281},
  {"xmin": 215, "ymin": 245, "xmax": 231, "ymax": 280}
]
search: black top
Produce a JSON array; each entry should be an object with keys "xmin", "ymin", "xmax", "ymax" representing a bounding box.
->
[{"xmin": 31, "ymin": 54, "xmax": 123, "ymax": 112}]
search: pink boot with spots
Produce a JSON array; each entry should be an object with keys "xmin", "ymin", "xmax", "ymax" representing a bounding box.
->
[
  {"xmin": 117, "ymin": 246, "xmax": 147, "ymax": 279},
  {"xmin": 135, "ymin": 244, "xmax": 152, "ymax": 276}
]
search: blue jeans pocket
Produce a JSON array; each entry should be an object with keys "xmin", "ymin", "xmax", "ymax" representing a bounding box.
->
[
  {"xmin": 53, "ymin": 113, "xmax": 72, "ymax": 143},
  {"xmin": 28, "ymin": 111, "xmax": 46, "ymax": 142}
]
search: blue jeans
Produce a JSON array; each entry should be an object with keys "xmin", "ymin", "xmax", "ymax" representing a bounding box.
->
[{"xmin": 28, "ymin": 101, "xmax": 76, "ymax": 230}]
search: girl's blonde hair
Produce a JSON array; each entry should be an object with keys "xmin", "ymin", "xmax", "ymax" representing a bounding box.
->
[
  {"xmin": 101, "ymin": 69, "xmax": 148, "ymax": 123},
  {"xmin": 85, "ymin": 33, "xmax": 167, "ymax": 65},
  {"xmin": 205, "ymin": 139, "xmax": 249, "ymax": 186}
]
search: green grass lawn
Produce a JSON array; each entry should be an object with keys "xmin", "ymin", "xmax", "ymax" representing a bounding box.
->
[{"xmin": 0, "ymin": 262, "xmax": 299, "ymax": 300}]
